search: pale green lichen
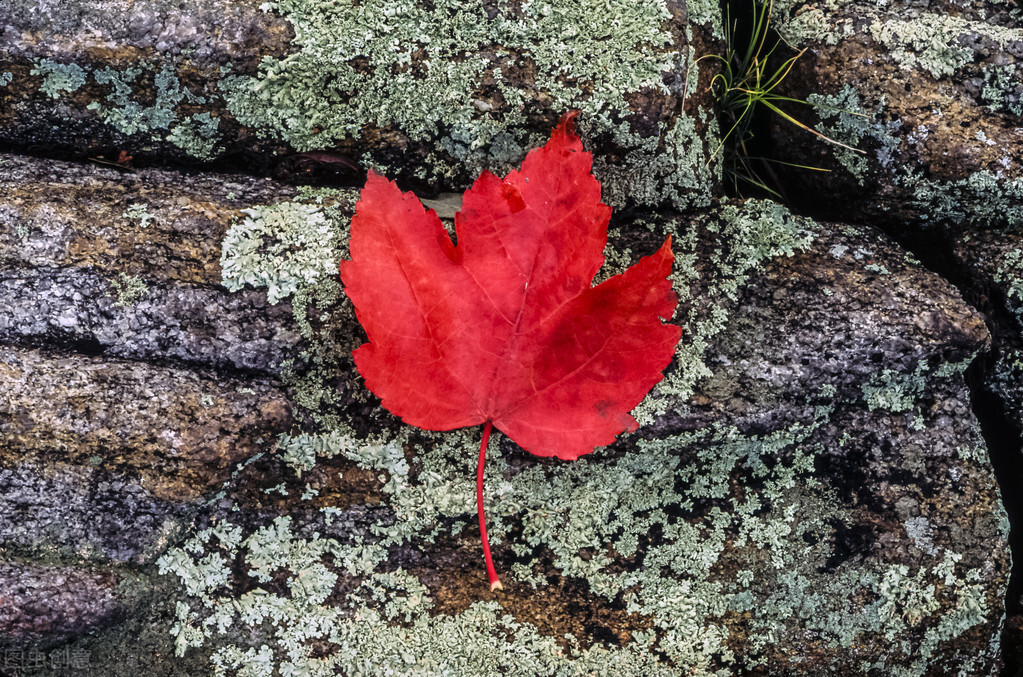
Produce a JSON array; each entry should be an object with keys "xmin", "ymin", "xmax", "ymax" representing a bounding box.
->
[
  {"xmin": 31, "ymin": 58, "xmax": 87, "ymax": 98},
  {"xmin": 122, "ymin": 203, "xmax": 155, "ymax": 228},
  {"xmin": 164, "ymin": 412, "xmax": 836, "ymax": 675},
  {"xmin": 772, "ymin": 0, "xmax": 1023, "ymax": 80},
  {"xmin": 111, "ymin": 272, "xmax": 150, "ymax": 308},
  {"xmin": 84, "ymin": 62, "xmax": 223, "ymax": 158},
  {"xmin": 905, "ymin": 516, "xmax": 938, "ymax": 556},
  {"xmin": 224, "ymin": 0, "xmax": 673, "ymax": 148},
  {"xmin": 862, "ymin": 366, "xmax": 927, "ymax": 413},
  {"xmin": 861, "ymin": 357, "xmax": 974, "ymax": 417},
  {"xmin": 806, "ymin": 85, "xmax": 1023, "ymax": 227},
  {"xmin": 171, "ymin": 166, "xmax": 1001, "ymax": 673},
  {"xmin": 0, "ymin": 72, "xmax": 13, "ymax": 87},
  {"xmin": 167, "ymin": 112, "xmax": 222, "ymax": 160},
  {"xmin": 220, "ymin": 201, "xmax": 345, "ymax": 304},
  {"xmin": 277, "ymin": 431, "xmax": 354, "ymax": 476},
  {"xmin": 994, "ymin": 246, "xmax": 1023, "ymax": 327},
  {"xmin": 220, "ymin": 0, "xmax": 717, "ymax": 209},
  {"xmin": 981, "ymin": 64, "xmax": 1023, "ymax": 116},
  {"xmin": 866, "ymin": 14, "xmax": 1023, "ymax": 78},
  {"xmin": 89, "ymin": 64, "xmax": 181, "ymax": 135},
  {"xmin": 162, "ymin": 380, "xmax": 995, "ymax": 675},
  {"xmin": 769, "ymin": 0, "xmax": 856, "ymax": 47},
  {"xmin": 686, "ymin": 0, "xmax": 725, "ymax": 35},
  {"xmin": 807, "ymin": 85, "xmax": 902, "ymax": 184},
  {"xmin": 771, "ymin": 7, "xmax": 1023, "ymax": 228},
  {"xmin": 170, "ymin": 196, "xmax": 834, "ymax": 675},
  {"xmin": 909, "ymin": 170, "xmax": 1023, "ymax": 228}
]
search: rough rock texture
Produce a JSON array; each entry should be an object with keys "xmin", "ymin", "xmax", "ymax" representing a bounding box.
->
[
  {"xmin": 0, "ymin": 346, "xmax": 292, "ymax": 502},
  {"xmin": 0, "ymin": 154, "xmax": 306, "ymax": 372},
  {"xmin": 766, "ymin": 0, "xmax": 1023, "ymax": 230},
  {"xmin": 0, "ymin": 563, "xmax": 127, "ymax": 645},
  {"xmin": 0, "ymin": 0, "xmax": 293, "ymax": 159},
  {"xmin": 0, "ymin": 0, "xmax": 723, "ymax": 210},
  {"xmin": 0, "ymin": 154, "xmax": 317, "ymax": 645},
  {"xmin": 0, "ymin": 461, "xmax": 187, "ymax": 563},
  {"xmin": 951, "ymin": 228, "xmax": 1023, "ymax": 428},
  {"xmin": 0, "ymin": 153, "xmax": 296, "ymax": 285},
  {"xmin": 0, "ymin": 0, "xmax": 1016, "ymax": 674},
  {"xmin": 153, "ymin": 197, "xmax": 1008, "ymax": 675},
  {"xmin": 949, "ymin": 228, "xmax": 1023, "ymax": 583},
  {"xmin": 760, "ymin": 0, "xmax": 1023, "ymax": 667}
]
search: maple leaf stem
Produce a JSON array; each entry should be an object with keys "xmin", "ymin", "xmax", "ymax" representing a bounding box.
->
[{"xmin": 477, "ymin": 420, "xmax": 503, "ymax": 591}]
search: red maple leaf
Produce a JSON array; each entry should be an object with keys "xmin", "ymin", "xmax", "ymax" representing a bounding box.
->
[{"xmin": 340, "ymin": 112, "xmax": 681, "ymax": 589}]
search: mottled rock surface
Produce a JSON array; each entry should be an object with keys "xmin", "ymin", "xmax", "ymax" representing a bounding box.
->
[
  {"xmin": 0, "ymin": 0, "xmax": 723, "ymax": 210},
  {"xmin": 0, "ymin": 0, "xmax": 1016, "ymax": 673},
  {"xmin": 0, "ymin": 154, "xmax": 307, "ymax": 372},
  {"xmin": 951, "ymin": 228, "xmax": 1023, "ymax": 427},
  {"xmin": 0, "ymin": 346, "xmax": 292, "ymax": 502},
  {"xmin": 0, "ymin": 153, "xmax": 296, "ymax": 284},
  {"xmin": 767, "ymin": 0, "xmax": 1023, "ymax": 230},
  {"xmin": 0, "ymin": 563, "xmax": 127, "ymax": 644},
  {"xmin": 0, "ymin": 155, "xmax": 313, "ymax": 647},
  {"xmin": 154, "ymin": 198, "xmax": 1007, "ymax": 675},
  {"xmin": 0, "ymin": 462, "xmax": 187, "ymax": 563},
  {"xmin": 950, "ymin": 229, "xmax": 1023, "ymax": 599}
]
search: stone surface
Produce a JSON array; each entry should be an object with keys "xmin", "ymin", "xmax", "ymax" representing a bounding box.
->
[
  {"xmin": 0, "ymin": 562, "xmax": 127, "ymax": 645},
  {"xmin": 0, "ymin": 0, "xmax": 723, "ymax": 210},
  {"xmin": 766, "ymin": 0, "xmax": 1023, "ymax": 230},
  {"xmin": 951, "ymin": 227, "xmax": 1023, "ymax": 434},
  {"xmin": 154, "ymin": 199, "xmax": 1008, "ymax": 675},
  {"xmin": 0, "ymin": 153, "xmax": 296, "ymax": 285},
  {"xmin": 0, "ymin": 153, "xmax": 308, "ymax": 373},
  {"xmin": 0, "ymin": 462, "xmax": 188, "ymax": 564},
  {"xmin": 0, "ymin": 345, "xmax": 292, "ymax": 502},
  {"xmin": 0, "ymin": 2, "xmax": 1016, "ymax": 672},
  {"xmin": 0, "ymin": 162, "xmax": 1010, "ymax": 674}
]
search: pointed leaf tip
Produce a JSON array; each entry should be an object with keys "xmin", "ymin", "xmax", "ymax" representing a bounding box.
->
[
  {"xmin": 557, "ymin": 109, "xmax": 580, "ymax": 135},
  {"xmin": 549, "ymin": 110, "xmax": 583, "ymax": 154}
]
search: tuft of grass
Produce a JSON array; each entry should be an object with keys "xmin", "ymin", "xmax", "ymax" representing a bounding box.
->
[{"xmin": 697, "ymin": 0, "xmax": 865, "ymax": 197}]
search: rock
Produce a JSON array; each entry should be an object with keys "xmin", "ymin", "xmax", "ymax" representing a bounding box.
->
[
  {"xmin": 0, "ymin": 153, "xmax": 295, "ymax": 285},
  {"xmin": 0, "ymin": 562, "xmax": 127, "ymax": 645},
  {"xmin": 0, "ymin": 0, "xmax": 293, "ymax": 161},
  {"xmin": 765, "ymin": 0, "xmax": 1023, "ymax": 230},
  {"xmin": 943, "ymin": 222, "xmax": 1023, "ymax": 675},
  {"xmin": 0, "ymin": 0, "xmax": 723, "ymax": 210},
  {"xmin": 0, "ymin": 15, "xmax": 1013, "ymax": 670},
  {"xmin": 949, "ymin": 227, "xmax": 1023, "ymax": 433},
  {"xmin": 0, "ymin": 462, "xmax": 187, "ymax": 564},
  {"xmin": 0, "ymin": 267, "xmax": 304, "ymax": 372},
  {"xmin": 154, "ymin": 199, "xmax": 1008, "ymax": 675},
  {"xmin": 0, "ymin": 346, "xmax": 292, "ymax": 502},
  {"xmin": 949, "ymin": 227, "xmax": 1023, "ymax": 511},
  {"xmin": 0, "ymin": 153, "xmax": 311, "ymax": 373}
]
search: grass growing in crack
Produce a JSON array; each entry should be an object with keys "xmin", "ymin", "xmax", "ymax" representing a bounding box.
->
[{"xmin": 701, "ymin": 0, "xmax": 865, "ymax": 197}]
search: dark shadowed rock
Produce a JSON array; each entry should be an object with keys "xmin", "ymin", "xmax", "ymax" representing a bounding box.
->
[
  {"xmin": 0, "ymin": 563, "xmax": 127, "ymax": 645},
  {"xmin": 951, "ymin": 227, "xmax": 1023, "ymax": 452},
  {"xmin": 0, "ymin": 462, "xmax": 189, "ymax": 564}
]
